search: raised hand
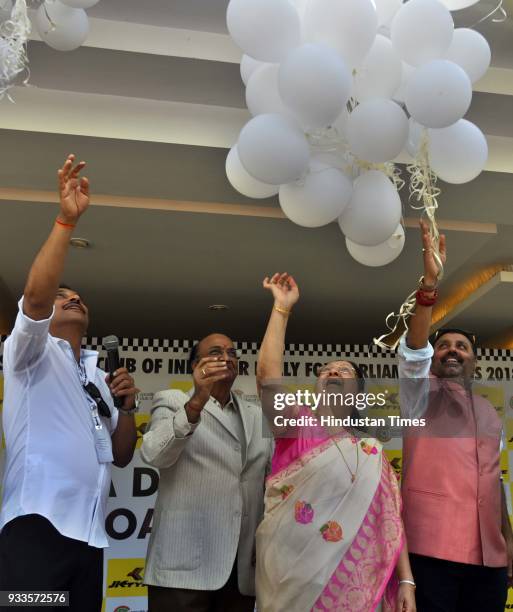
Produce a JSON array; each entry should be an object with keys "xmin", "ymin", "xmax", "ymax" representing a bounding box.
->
[
  {"xmin": 263, "ymin": 272, "xmax": 300, "ymax": 311},
  {"xmin": 420, "ymin": 219, "xmax": 446, "ymax": 287},
  {"xmin": 184, "ymin": 356, "xmax": 231, "ymax": 422},
  {"xmin": 57, "ymin": 154, "xmax": 90, "ymax": 224}
]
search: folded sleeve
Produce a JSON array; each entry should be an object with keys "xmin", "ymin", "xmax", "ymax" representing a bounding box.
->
[
  {"xmin": 398, "ymin": 334, "xmax": 433, "ymax": 419},
  {"xmin": 3, "ymin": 297, "xmax": 54, "ymax": 373}
]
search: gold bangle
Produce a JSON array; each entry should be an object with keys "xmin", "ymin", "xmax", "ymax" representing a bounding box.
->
[{"xmin": 274, "ymin": 306, "xmax": 290, "ymax": 316}]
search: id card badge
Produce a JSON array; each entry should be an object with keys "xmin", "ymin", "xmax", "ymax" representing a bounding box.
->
[{"xmin": 92, "ymin": 409, "xmax": 114, "ymax": 464}]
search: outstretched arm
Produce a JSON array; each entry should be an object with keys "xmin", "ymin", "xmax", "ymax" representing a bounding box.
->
[
  {"xmin": 406, "ymin": 220, "xmax": 446, "ymax": 350},
  {"xmin": 256, "ymin": 272, "xmax": 299, "ymax": 392},
  {"xmin": 24, "ymin": 154, "xmax": 90, "ymax": 321}
]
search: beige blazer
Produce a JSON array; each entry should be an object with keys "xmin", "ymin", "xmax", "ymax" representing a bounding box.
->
[{"xmin": 140, "ymin": 388, "xmax": 272, "ymax": 595}]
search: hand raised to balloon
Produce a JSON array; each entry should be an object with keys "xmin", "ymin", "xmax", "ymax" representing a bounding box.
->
[
  {"xmin": 420, "ymin": 219, "xmax": 446, "ymax": 287},
  {"xmin": 57, "ymin": 154, "xmax": 90, "ymax": 225},
  {"xmin": 263, "ymin": 272, "xmax": 300, "ymax": 311}
]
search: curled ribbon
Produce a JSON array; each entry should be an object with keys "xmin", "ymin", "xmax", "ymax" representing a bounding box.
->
[
  {"xmin": 374, "ymin": 129, "xmax": 444, "ymax": 350},
  {"xmin": 0, "ymin": 0, "xmax": 31, "ymax": 99}
]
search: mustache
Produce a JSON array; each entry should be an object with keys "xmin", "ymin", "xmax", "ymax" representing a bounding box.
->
[{"xmin": 63, "ymin": 300, "xmax": 85, "ymax": 313}]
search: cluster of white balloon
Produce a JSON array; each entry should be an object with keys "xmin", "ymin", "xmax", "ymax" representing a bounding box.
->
[
  {"xmin": 34, "ymin": 0, "xmax": 99, "ymax": 52},
  {"xmin": 225, "ymin": 0, "xmax": 490, "ymax": 267}
]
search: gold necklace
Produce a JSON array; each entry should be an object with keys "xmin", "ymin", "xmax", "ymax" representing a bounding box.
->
[{"xmin": 332, "ymin": 436, "xmax": 359, "ymax": 483}]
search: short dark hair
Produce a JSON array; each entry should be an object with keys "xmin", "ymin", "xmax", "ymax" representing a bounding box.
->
[
  {"xmin": 188, "ymin": 342, "xmax": 200, "ymax": 368},
  {"xmin": 58, "ymin": 284, "xmax": 74, "ymax": 291},
  {"xmin": 431, "ymin": 328, "xmax": 478, "ymax": 354}
]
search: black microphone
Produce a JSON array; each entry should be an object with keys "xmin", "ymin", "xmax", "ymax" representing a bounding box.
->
[{"xmin": 103, "ymin": 335, "xmax": 123, "ymax": 408}]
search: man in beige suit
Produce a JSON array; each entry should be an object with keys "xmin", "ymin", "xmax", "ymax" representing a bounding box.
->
[{"xmin": 141, "ymin": 333, "xmax": 272, "ymax": 611}]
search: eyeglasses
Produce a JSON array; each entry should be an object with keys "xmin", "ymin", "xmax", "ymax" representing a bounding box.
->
[
  {"xmin": 83, "ymin": 382, "xmax": 111, "ymax": 418},
  {"xmin": 318, "ymin": 366, "xmax": 356, "ymax": 376},
  {"xmin": 207, "ymin": 347, "xmax": 239, "ymax": 359}
]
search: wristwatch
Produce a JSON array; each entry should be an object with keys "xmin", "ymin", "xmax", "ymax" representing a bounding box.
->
[{"xmin": 118, "ymin": 395, "xmax": 140, "ymax": 416}]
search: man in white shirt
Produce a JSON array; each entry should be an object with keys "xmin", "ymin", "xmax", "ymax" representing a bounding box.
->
[
  {"xmin": 141, "ymin": 333, "xmax": 272, "ymax": 612},
  {"xmin": 0, "ymin": 154, "xmax": 138, "ymax": 611},
  {"xmin": 398, "ymin": 221, "xmax": 511, "ymax": 612}
]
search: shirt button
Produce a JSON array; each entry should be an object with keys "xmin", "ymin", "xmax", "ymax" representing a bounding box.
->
[
  {"xmin": 234, "ymin": 443, "xmax": 241, "ymax": 452},
  {"xmin": 478, "ymin": 497, "xmax": 483, "ymax": 506},
  {"xmin": 478, "ymin": 441, "xmax": 483, "ymax": 448}
]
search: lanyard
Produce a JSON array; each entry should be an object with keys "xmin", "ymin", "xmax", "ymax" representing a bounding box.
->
[{"xmin": 75, "ymin": 354, "xmax": 103, "ymax": 431}]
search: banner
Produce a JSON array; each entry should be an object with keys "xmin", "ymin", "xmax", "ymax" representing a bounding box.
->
[{"xmin": 2, "ymin": 336, "xmax": 513, "ymax": 612}]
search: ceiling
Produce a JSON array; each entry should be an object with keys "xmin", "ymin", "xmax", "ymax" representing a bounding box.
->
[{"xmin": 0, "ymin": 0, "xmax": 512, "ymax": 347}]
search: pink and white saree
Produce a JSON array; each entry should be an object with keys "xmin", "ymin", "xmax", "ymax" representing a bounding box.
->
[{"xmin": 256, "ymin": 431, "xmax": 402, "ymax": 611}]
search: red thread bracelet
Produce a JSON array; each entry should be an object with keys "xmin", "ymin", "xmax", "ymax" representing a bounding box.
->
[
  {"xmin": 55, "ymin": 218, "xmax": 76, "ymax": 229},
  {"xmin": 416, "ymin": 288, "xmax": 438, "ymax": 307}
]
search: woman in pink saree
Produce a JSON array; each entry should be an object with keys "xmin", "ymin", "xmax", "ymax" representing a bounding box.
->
[{"xmin": 255, "ymin": 273, "xmax": 416, "ymax": 612}]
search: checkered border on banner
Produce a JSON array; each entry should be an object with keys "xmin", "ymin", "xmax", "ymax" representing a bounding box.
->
[
  {"xmin": 78, "ymin": 338, "xmax": 398, "ymax": 357},
  {"xmin": 1, "ymin": 335, "xmax": 512, "ymax": 360}
]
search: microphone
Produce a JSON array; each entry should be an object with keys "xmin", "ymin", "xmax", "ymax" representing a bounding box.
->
[{"xmin": 103, "ymin": 335, "xmax": 123, "ymax": 408}]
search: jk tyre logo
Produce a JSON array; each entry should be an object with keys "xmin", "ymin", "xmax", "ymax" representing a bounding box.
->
[{"xmin": 106, "ymin": 558, "xmax": 147, "ymax": 597}]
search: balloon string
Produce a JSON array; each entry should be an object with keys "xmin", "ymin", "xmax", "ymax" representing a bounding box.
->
[
  {"xmin": 305, "ymin": 126, "xmax": 405, "ymax": 190},
  {"xmin": 374, "ymin": 129, "xmax": 443, "ymax": 350},
  {"xmin": 466, "ymin": 0, "xmax": 507, "ymax": 27},
  {"xmin": 42, "ymin": 3, "xmax": 57, "ymax": 33}
]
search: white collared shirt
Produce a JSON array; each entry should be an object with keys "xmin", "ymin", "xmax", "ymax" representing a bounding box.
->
[
  {"xmin": 0, "ymin": 298, "xmax": 118, "ymax": 548},
  {"xmin": 209, "ymin": 392, "xmax": 246, "ymax": 464}
]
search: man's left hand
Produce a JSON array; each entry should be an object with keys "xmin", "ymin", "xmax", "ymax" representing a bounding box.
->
[{"xmin": 106, "ymin": 368, "xmax": 139, "ymax": 411}]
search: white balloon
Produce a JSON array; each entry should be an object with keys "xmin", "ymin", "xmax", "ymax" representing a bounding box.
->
[
  {"xmin": 240, "ymin": 55, "xmax": 268, "ymax": 85},
  {"xmin": 303, "ymin": 0, "xmax": 378, "ymax": 68},
  {"xmin": 278, "ymin": 43, "xmax": 352, "ymax": 129},
  {"xmin": 339, "ymin": 170, "xmax": 402, "ymax": 246},
  {"xmin": 405, "ymin": 59, "xmax": 472, "ymax": 128},
  {"xmin": 35, "ymin": 1, "xmax": 89, "ymax": 51},
  {"xmin": 428, "ymin": 119, "xmax": 488, "ymax": 184},
  {"xmin": 354, "ymin": 35, "xmax": 402, "ymax": 102},
  {"xmin": 393, "ymin": 61, "xmax": 414, "ymax": 103},
  {"xmin": 226, "ymin": 146, "xmax": 279, "ymax": 198},
  {"xmin": 279, "ymin": 159, "xmax": 353, "ymax": 227},
  {"xmin": 246, "ymin": 64, "xmax": 292, "ymax": 118},
  {"xmin": 347, "ymin": 99, "xmax": 408, "ymax": 163},
  {"xmin": 438, "ymin": 0, "xmax": 479, "ymax": 8},
  {"xmin": 347, "ymin": 224, "xmax": 405, "ymax": 266},
  {"xmin": 60, "ymin": 0, "xmax": 99, "ymax": 7},
  {"xmin": 226, "ymin": 0, "xmax": 301, "ymax": 62},
  {"xmin": 291, "ymin": 0, "xmax": 309, "ymax": 17},
  {"xmin": 406, "ymin": 118, "xmax": 425, "ymax": 157},
  {"xmin": 237, "ymin": 114, "xmax": 310, "ymax": 185},
  {"xmin": 374, "ymin": 0, "xmax": 403, "ymax": 27},
  {"xmin": 391, "ymin": 0, "xmax": 454, "ymax": 67},
  {"xmin": 445, "ymin": 28, "xmax": 491, "ymax": 84}
]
